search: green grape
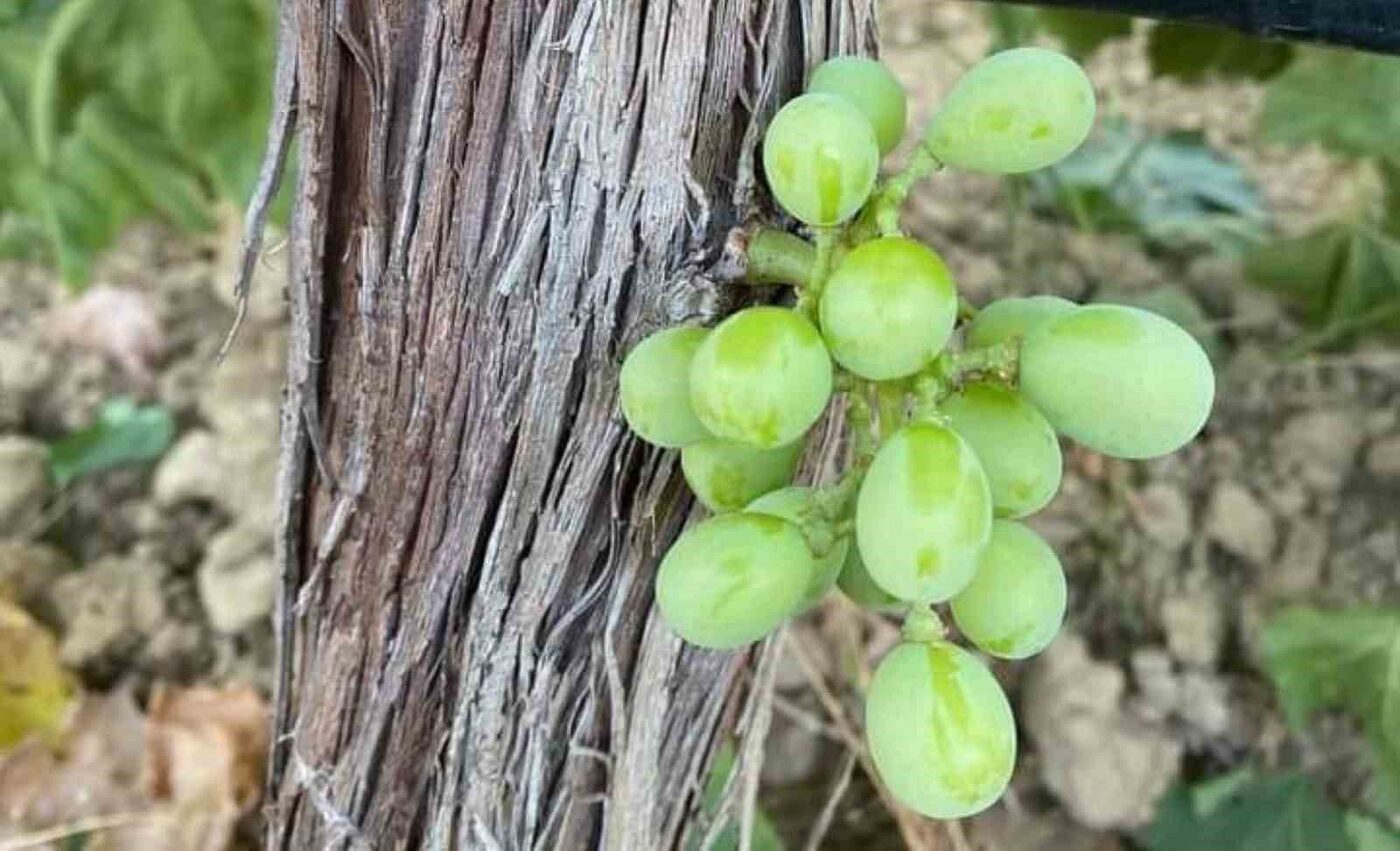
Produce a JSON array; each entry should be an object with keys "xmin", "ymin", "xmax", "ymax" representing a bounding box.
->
[
  {"xmin": 951, "ymin": 520, "xmax": 1066, "ymax": 659},
  {"xmin": 1019, "ymin": 304, "xmax": 1215, "ymax": 459},
  {"xmin": 819, "ymin": 236, "xmax": 957, "ymax": 380},
  {"xmin": 682, "ymin": 438, "xmax": 804, "ymax": 513},
  {"xmin": 966, "ymin": 295, "xmax": 1076, "ymax": 349},
  {"xmin": 762, "ymin": 93, "xmax": 880, "ymax": 226},
  {"xmin": 866, "ymin": 640, "xmax": 1016, "ymax": 819},
  {"xmin": 923, "ymin": 47, "xmax": 1096, "ymax": 174},
  {"xmin": 855, "ymin": 423, "xmax": 992, "ymax": 602},
  {"xmin": 940, "ymin": 382, "xmax": 1061, "ymax": 519},
  {"xmin": 655, "ymin": 512, "xmax": 813, "ymax": 649},
  {"xmin": 808, "ymin": 56, "xmax": 908, "ymax": 156},
  {"xmin": 690, "ymin": 307, "xmax": 833, "ymax": 449},
  {"xmin": 619, "ymin": 327, "xmax": 711, "ymax": 448},
  {"xmin": 747, "ymin": 486, "xmax": 848, "ymax": 611},
  {"xmin": 836, "ymin": 545, "xmax": 901, "ymax": 610}
]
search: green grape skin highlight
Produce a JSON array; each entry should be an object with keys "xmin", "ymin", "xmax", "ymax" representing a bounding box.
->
[
  {"xmin": 619, "ymin": 327, "xmax": 711, "ymax": 448},
  {"xmin": 966, "ymin": 295, "xmax": 1075, "ymax": 350},
  {"xmin": 689, "ymin": 307, "xmax": 833, "ymax": 449},
  {"xmin": 855, "ymin": 423, "xmax": 992, "ymax": 603},
  {"xmin": 866, "ymin": 640, "xmax": 1016, "ymax": 819},
  {"xmin": 747, "ymin": 486, "xmax": 848, "ymax": 611},
  {"xmin": 836, "ymin": 545, "xmax": 901, "ymax": 610},
  {"xmin": 682, "ymin": 438, "xmax": 804, "ymax": 514},
  {"xmin": 1019, "ymin": 304, "xmax": 1215, "ymax": 459},
  {"xmin": 808, "ymin": 56, "xmax": 908, "ymax": 156},
  {"xmin": 923, "ymin": 47, "xmax": 1095, "ymax": 175},
  {"xmin": 940, "ymin": 382, "xmax": 1062, "ymax": 519},
  {"xmin": 820, "ymin": 236, "xmax": 957, "ymax": 381},
  {"xmin": 951, "ymin": 520, "xmax": 1066, "ymax": 660},
  {"xmin": 655, "ymin": 512, "xmax": 813, "ymax": 649},
  {"xmin": 762, "ymin": 93, "xmax": 880, "ymax": 226}
]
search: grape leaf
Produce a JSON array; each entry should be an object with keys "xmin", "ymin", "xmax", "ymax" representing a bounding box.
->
[
  {"xmin": 981, "ymin": 5, "xmax": 1040, "ymax": 52},
  {"xmin": 47, "ymin": 397, "xmax": 174, "ymax": 487},
  {"xmin": 1260, "ymin": 48, "xmax": 1400, "ymax": 160},
  {"xmin": 0, "ymin": 0, "xmax": 276, "ymax": 285},
  {"xmin": 980, "ymin": 6, "xmax": 1131, "ymax": 58},
  {"xmin": 1262, "ymin": 607, "xmax": 1400, "ymax": 788},
  {"xmin": 1038, "ymin": 9, "xmax": 1133, "ymax": 59},
  {"xmin": 1147, "ymin": 21, "xmax": 1293, "ymax": 83},
  {"xmin": 1144, "ymin": 773, "xmax": 1350, "ymax": 851},
  {"xmin": 1031, "ymin": 117, "xmax": 1268, "ymax": 253},
  {"xmin": 1245, "ymin": 223, "xmax": 1400, "ymax": 350},
  {"xmin": 1381, "ymin": 158, "xmax": 1400, "ymax": 238}
]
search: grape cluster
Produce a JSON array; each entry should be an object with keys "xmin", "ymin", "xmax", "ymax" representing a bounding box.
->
[{"xmin": 620, "ymin": 48, "xmax": 1215, "ymax": 820}]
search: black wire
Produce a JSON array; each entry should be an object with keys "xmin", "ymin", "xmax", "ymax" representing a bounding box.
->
[{"xmin": 992, "ymin": 0, "xmax": 1400, "ymax": 54}]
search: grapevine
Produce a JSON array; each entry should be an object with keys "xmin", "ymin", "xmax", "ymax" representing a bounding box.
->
[{"xmin": 618, "ymin": 48, "xmax": 1216, "ymax": 820}]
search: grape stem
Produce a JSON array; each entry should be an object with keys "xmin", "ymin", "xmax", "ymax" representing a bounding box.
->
[
  {"xmin": 910, "ymin": 340, "xmax": 1021, "ymax": 420},
  {"xmin": 957, "ymin": 296, "xmax": 978, "ymax": 322},
  {"xmin": 804, "ymin": 378, "xmax": 879, "ymax": 537},
  {"xmin": 743, "ymin": 227, "xmax": 816, "ymax": 287},
  {"xmin": 901, "ymin": 606, "xmax": 947, "ymax": 644},
  {"xmin": 794, "ymin": 227, "xmax": 841, "ymax": 321},
  {"xmin": 851, "ymin": 144, "xmax": 943, "ymax": 240},
  {"xmin": 874, "ymin": 380, "xmax": 907, "ymax": 442}
]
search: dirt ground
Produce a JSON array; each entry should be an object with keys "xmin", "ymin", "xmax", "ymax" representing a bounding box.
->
[{"xmin": 0, "ymin": 2, "xmax": 1396, "ymax": 849}]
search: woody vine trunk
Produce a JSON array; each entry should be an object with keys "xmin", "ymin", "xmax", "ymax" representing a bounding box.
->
[{"xmin": 261, "ymin": 0, "xmax": 877, "ymax": 847}]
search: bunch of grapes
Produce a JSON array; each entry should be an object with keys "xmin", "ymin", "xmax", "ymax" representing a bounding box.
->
[{"xmin": 619, "ymin": 48, "xmax": 1215, "ymax": 820}]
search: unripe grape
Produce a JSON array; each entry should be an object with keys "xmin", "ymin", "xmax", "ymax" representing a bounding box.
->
[
  {"xmin": 747, "ymin": 486, "xmax": 848, "ymax": 611},
  {"xmin": 762, "ymin": 93, "xmax": 880, "ymax": 226},
  {"xmin": 682, "ymin": 438, "xmax": 804, "ymax": 513},
  {"xmin": 820, "ymin": 236, "xmax": 957, "ymax": 380},
  {"xmin": 619, "ymin": 327, "xmax": 711, "ymax": 448},
  {"xmin": 655, "ymin": 513, "xmax": 813, "ymax": 649},
  {"xmin": 866, "ymin": 641, "xmax": 1016, "ymax": 819},
  {"xmin": 690, "ymin": 307, "xmax": 833, "ymax": 449},
  {"xmin": 951, "ymin": 520, "xmax": 1066, "ymax": 659},
  {"xmin": 924, "ymin": 47, "xmax": 1095, "ymax": 174},
  {"xmin": 809, "ymin": 56, "xmax": 908, "ymax": 155},
  {"xmin": 836, "ymin": 546, "xmax": 901, "ymax": 610},
  {"xmin": 855, "ymin": 423, "xmax": 992, "ymax": 602},
  {"xmin": 940, "ymin": 382, "xmax": 1061, "ymax": 518},
  {"xmin": 1019, "ymin": 304, "xmax": 1215, "ymax": 459},
  {"xmin": 966, "ymin": 295, "xmax": 1076, "ymax": 349}
]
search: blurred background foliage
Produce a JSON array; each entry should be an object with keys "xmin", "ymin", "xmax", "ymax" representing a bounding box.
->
[{"xmin": 0, "ymin": 0, "xmax": 278, "ymax": 286}]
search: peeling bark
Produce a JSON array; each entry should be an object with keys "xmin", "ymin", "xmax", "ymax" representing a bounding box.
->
[{"xmin": 266, "ymin": 1, "xmax": 877, "ymax": 848}]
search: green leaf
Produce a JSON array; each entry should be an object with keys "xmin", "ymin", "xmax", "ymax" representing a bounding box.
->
[
  {"xmin": 0, "ymin": 0, "xmax": 275, "ymax": 284},
  {"xmin": 1348, "ymin": 813, "xmax": 1400, "ymax": 851},
  {"xmin": 75, "ymin": 96, "xmax": 213, "ymax": 232},
  {"xmin": 1260, "ymin": 48, "xmax": 1400, "ymax": 160},
  {"xmin": 981, "ymin": 4, "xmax": 1040, "ymax": 52},
  {"xmin": 1038, "ymin": 9, "xmax": 1133, "ymax": 59},
  {"xmin": 1144, "ymin": 773, "xmax": 1350, "ymax": 851},
  {"xmin": 1031, "ymin": 116, "xmax": 1269, "ymax": 253},
  {"xmin": 1262, "ymin": 607, "xmax": 1400, "ymax": 788},
  {"xmin": 1147, "ymin": 21, "xmax": 1293, "ymax": 83},
  {"xmin": 1380, "ymin": 158, "xmax": 1400, "ymax": 238},
  {"xmin": 691, "ymin": 742, "xmax": 785, "ymax": 851},
  {"xmin": 47, "ymin": 397, "xmax": 174, "ymax": 487},
  {"xmin": 1245, "ymin": 223, "xmax": 1400, "ymax": 351}
]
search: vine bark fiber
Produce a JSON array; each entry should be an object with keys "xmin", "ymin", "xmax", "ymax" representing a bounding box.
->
[{"xmin": 265, "ymin": 1, "xmax": 877, "ymax": 847}]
